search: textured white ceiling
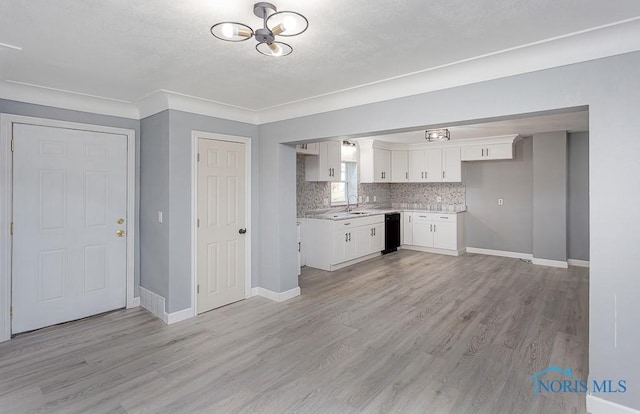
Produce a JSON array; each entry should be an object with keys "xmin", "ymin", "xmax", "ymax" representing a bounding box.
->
[
  {"xmin": 1, "ymin": 1, "xmax": 640, "ymax": 110},
  {"xmin": 367, "ymin": 111, "xmax": 589, "ymax": 143}
]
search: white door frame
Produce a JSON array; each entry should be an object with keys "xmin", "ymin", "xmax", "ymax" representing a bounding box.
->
[
  {"xmin": 191, "ymin": 131, "xmax": 252, "ymax": 316},
  {"xmin": 0, "ymin": 114, "xmax": 138, "ymax": 342}
]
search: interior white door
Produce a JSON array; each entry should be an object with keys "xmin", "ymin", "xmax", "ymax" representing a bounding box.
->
[
  {"xmin": 197, "ymin": 138, "xmax": 246, "ymax": 313},
  {"xmin": 12, "ymin": 123, "xmax": 128, "ymax": 334}
]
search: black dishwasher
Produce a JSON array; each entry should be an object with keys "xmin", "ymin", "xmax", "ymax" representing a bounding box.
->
[{"xmin": 383, "ymin": 213, "xmax": 401, "ymax": 254}]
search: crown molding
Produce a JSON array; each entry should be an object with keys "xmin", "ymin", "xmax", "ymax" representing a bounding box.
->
[
  {"xmin": 0, "ymin": 80, "xmax": 140, "ymax": 119},
  {"xmin": 255, "ymin": 16, "xmax": 640, "ymax": 124},
  {"xmin": 136, "ymin": 90, "xmax": 259, "ymax": 124},
  {"xmin": 2, "ymin": 17, "xmax": 640, "ymax": 124}
]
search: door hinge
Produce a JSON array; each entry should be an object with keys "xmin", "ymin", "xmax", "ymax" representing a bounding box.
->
[
  {"xmin": 197, "ymin": 218, "xmax": 200, "ymax": 228},
  {"xmin": 197, "ymin": 153, "xmax": 200, "ymax": 162},
  {"xmin": 10, "ymin": 306, "xmax": 13, "ymax": 319},
  {"xmin": 10, "ymin": 222, "xmax": 13, "ymax": 235},
  {"xmin": 197, "ymin": 284, "xmax": 200, "ymax": 294},
  {"xmin": 10, "ymin": 139, "xmax": 15, "ymax": 152}
]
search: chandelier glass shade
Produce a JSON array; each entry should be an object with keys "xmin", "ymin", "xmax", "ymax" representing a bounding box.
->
[{"xmin": 425, "ymin": 129, "xmax": 451, "ymax": 142}]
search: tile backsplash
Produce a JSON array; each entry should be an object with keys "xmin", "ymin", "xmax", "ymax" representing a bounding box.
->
[{"xmin": 297, "ymin": 155, "xmax": 466, "ymax": 217}]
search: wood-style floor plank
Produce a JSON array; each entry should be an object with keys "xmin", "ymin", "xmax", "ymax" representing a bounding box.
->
[{"xmin": 0, "ymin": 250, "xmax": 588, "ymax": 413}]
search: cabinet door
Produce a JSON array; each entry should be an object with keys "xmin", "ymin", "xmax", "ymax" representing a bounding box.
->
[
  {"xmin": 408, "ymin": 150, "xmax": 425, "ymax": 182},
  {"xmin": 433, "ymin": 221, "xmax": 457, "ymax": 250},
  {"xmin": 402, "ymin": 212, "xmax": 413, "ymax": 245},
  {"xmin": 484, "ymin": 143, "xmax": 513, "ymax": 160},
  {"xmin": 460, "ymin": 145, "xmax": 485, "ymax": 161},
  {"xmin": 425, "ymin": 149, "xmax": 442, "ymax": 182},
  {"xmin": 391, "ymin": 150, "xmax": 409, "ymax": 182},
  {"xmin": 333, "ymin": 229, "xmax": 356, "ymax": 263},
  {"xmin": 371, "ymin": 223, "xmax": 385, "ymax": 252},
  {"xmin": 326, "ymin": 141, "xmax": 342, "ymax": 180},
  {"xmin": 442, "ymin": 147, "xmax": 461, "ymax": 182},
  {"xmin": 354, "ymin": 226, "xmax": 372, "ymax": 258},
  {"xmin": 373, "ymin": 148, "xmax": 391, "ymax": 182},
  {"xmin": 412, "ymin": 215, "xmax": 433, "ymax": 247}
]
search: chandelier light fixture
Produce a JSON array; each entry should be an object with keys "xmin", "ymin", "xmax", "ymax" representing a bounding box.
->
[
  {"xmin": 425, "ymin": 129, "xmax": 451, "ymax": 142},
  {"xmin": 210, "ymin": 2, "xmax": 309, "ymax": 57}
]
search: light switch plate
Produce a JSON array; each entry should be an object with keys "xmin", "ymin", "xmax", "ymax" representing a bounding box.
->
[
  {"xmin": 158, "ymin": 211, "xmax": 163, "ymax": 223},
  {"xmin": 498, "ymin": 198, "xmax": 504, "ymax": 206},
  {"xmin": 323, "ymin": 198, "xmax": 329, "ymax": 206},
  {"xmin": 436, "ymin": 196, "xmax": 442, "ymax": 202}
]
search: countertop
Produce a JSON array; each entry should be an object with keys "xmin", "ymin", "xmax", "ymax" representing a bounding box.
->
[{"xmin": 304, "ymin": 207, "xmax": 466, "ymax": 221}]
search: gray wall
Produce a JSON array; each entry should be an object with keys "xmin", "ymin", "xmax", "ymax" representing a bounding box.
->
[
  {"xmin": 464, "ymin": 137, "xmax": 533, "ymax": 253},
  {"xmin": 533, "ymin": 131, "xmax": 568, "ymax": 262},
  {"xmin": 258, "ymin": 52, "xmax": 640, "ymax": 409},
  {"xmin": 139, "ymin": 109, "xmax": 259, "ymax": 313},
  {"xmin": 568, "ymin": 132, "xmax": 589, "ymax": 260},
  {"xmin": 0, "ymin": 99, "xmax": 142, "ymax": 295},
  {"xmin": 139, "ymin": 111, "xmax": 170, "ymax": 301}
]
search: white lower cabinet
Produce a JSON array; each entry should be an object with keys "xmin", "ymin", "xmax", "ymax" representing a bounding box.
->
[
  {"xmin": 305, "ymin": 215, "xmax": 386, "ymax": 271},
  {"xmin": 403, "ymin": 212, "xmax": 465, "ymax": 254}
]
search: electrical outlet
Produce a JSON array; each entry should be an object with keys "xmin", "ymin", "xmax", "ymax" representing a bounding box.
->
[
  {"xmin": 436, "ymin": 196, "xmax": 442, "ymax": 203},
  {"xmin": 358, "ymin": 196, "xmax": 363, "ymax": 203},
  {"xmin": 158, "ymin": 211, "xmax": 163, "ymax": 223},
  {"xmin": 323, "ymin": 198, "xmax": 329, "ymax": 206},
  {"xmin": 365, "ymin": 196, "xmax": 370, "ymax": 202},
  {"xmin": 498, "ymin": 198, "xmax": 504, "ymax": 206},
  {"xmin": 373, "ymin": 196, "xmax": 377, "ymax": 202}
]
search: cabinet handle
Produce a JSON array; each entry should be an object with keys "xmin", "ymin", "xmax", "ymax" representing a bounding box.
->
[
  {"xmin": 486, "ymin": 148, "xmax": 489, "ymax": 157},
  {"xmin": 482, "ymin": 148, "xmax": 485, "ymax": 157},
  {"xmin": 405, "ymin": 172, "xmax": 408, "ymax": 179},
  {"xmin": 421, "ymin": 172, "xmax": 424, "ymax": 179},
  {"xmin": 370, "ymin": 228, "xmax": 373, "ymax": 237},
  {"xmin": 373, "ymin": 228, "xmax": 376, "ymax": 236},
  {"xmin": 439, "ymin": 217, "xmax": 448, "ymax": 219},
  {"xmin": 442, "ymin": 171, "xmax": 445, "ymax": 179},
  {"xmin": 425, "ymin": 172, "xmax": 427, "ymax": 179},
  {"xmin": 348, "ymin": 232, "xmax": 351, "ymax": 241},
  {"xmin": 409, "ymin": 216, "xmax": 411, "ymax": 223},
  {"xmin": 345, "ymin": 233, "xmax": 348, "ymax": 242},
  {"xmin": 434, "ymin": 224, "xmax": 437, "ymax": 232}
]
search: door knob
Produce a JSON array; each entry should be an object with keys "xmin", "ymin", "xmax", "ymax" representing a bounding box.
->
[
  {"xmin": 116, "ymin": 230, "xmax": 125, "ymax": 237},
  {"xmin": 239, "ymin": 228, "xmax": 247, "ymax": 234}
]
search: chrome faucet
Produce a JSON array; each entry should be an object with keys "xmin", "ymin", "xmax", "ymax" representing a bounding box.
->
[{"xmin": 347, "ymin": 194, "xmax": 358, "ymax": 212}]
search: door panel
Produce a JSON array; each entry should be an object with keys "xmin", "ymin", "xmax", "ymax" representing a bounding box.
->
[
  {"xmin": 391, "ymin": 150, "xmax": 408, "ymax": 182},
  {"xmin": 412, "ymin": 215, "xmax": 433, "ymax": 247},
  {"xmin": 408, "ymin": 150, "xmax": 425, "ymax": 182},
  {"xmin": 433, "ymin": 221, "xmax": 457, "ymax": 250},
  {"xmin": 442, "ymin": 147, "xmax": 462, "ymax": 182},
  {"xmin": 197, "ymin": 139, "xmax": 246, "ymax": 313},
  {"xmin": 12, "ymin": 124, "xmax": 127, "ymax": 333}
]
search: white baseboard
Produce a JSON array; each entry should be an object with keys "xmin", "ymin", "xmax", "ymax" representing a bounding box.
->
[
  {"xmin": 140, "ymin": 286, "xmax": 195, "ymax": 325},
  {"xmin": 402, "ymin": 245, "xmax": 464, "ymax": 256},
  {"xmin": 164, "ymin": 307, "xmax": 194, "ymax": 325},
  {"xmin": 465, "ymin": 247, "xmax": 533, "ymax": 260},
  {"xmin": 139, "ymin": 286, "xmax": 166, "ymax": 321},
  {"xmin": 587, "ymin": 395, "xmax": 640, "ymax": 414},
  {"xmin": 251, "ymin": 286, "xmax": 301, "ymax": 302},
  {"xmin": 128, "ymin": 297, "xmax": 141, "ymax": 308},
  {"xmin": 568, "ymin": 259, "xmax": 590, "ymax": 268},
  {"xmin": 532, "ymin": 257, "xmax": 569, "ymax": 268}
]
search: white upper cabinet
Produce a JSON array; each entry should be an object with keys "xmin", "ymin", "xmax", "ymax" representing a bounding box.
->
[
  {"xmin": 460, "ymin": 135, "xmax": 518, "ymax": 161},
  {"xmin": 442, "ymin": 147, "xmax": 462, "ymax": 182},
  {"xmin": 305, "ymin": 141, "xmax": 342, "ymax": 181},
  {"xmin": 296, "ymin": 143, "xmax": 320, "ymax": 155},
  {"xmin": 391, "ymin": 150, "xmax": 409, "ymax": 182},
  {"xmin": 360, "ymin": 141, "xmax": 391, "ymax": 183},
  {"xmin": 408, "ymin": 148, "xmax": 461, "ymax": 183},
  {"xmin": 408, "ymin": 149, "xmax": 426, "ymax": 182}
]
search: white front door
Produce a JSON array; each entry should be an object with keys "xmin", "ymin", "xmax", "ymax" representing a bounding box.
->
[
  {"xmin": 12, "ymin": 123, "xmax": 128, "ymax": 334},
  {"xmin": 197, "ymin": 138, "xmax": 246, "ymax": 313}
]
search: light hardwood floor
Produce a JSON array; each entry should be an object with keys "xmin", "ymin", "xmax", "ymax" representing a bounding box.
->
[{"xmin": 0, "ymin": 250, "xmax": 588, "ymax": 413}]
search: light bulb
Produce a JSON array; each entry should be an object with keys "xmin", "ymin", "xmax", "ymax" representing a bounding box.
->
[
  {"xmin": 221, "ymin": 23, "xmax": 236, "ymax": 38},
  {"xmin": 282, "ymin": 15, "xmax": 297, "ymax": 32},
  {"xmin": 269, "ymin": 43, "xmax": 283, "ymax": 56}
]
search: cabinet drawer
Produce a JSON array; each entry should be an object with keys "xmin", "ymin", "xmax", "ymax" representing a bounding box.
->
[
  {"xmin": 333, "ymin": 214, "xmax": 384, "ymax": 230},
  {"xmin": 431, "ymin": 214, "xmax": 457, "ymax": 223}
]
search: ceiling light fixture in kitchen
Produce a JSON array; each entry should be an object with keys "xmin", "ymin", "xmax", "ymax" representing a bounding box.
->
[
  {"xmin": 425, "ymin": 129, "xmax": 451, "ymax": 142},
  {"xmin": 210, "ymin": 2, "xmax": 308, "ymax": 57}
]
